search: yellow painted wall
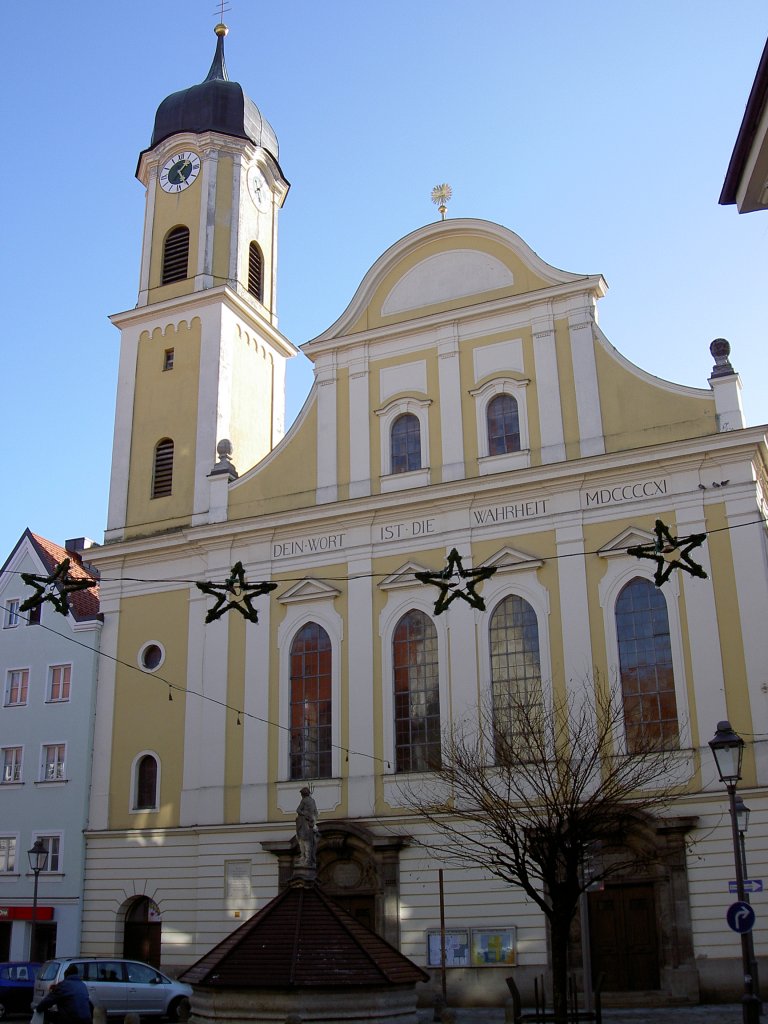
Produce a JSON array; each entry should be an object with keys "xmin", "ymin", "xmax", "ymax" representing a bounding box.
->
[
  {"xmin": 229, "ymin": 326, "xmax": 275, "ymax": 475},
  {"xmin": 110, "ymin": 589, "xmax": 189, "ymax": 829},
  {"xmin": 554, "ymin": 318, "xmax": 582, "ymax": 460},
  {"xmin": 348, "ymin": 234, "xmax": 551, "ymax": 335},
  {"xmin": 124, "ymin": 319, "xmax": 201, "ymax": 536},
  {"xmin": 148, "ymin": 174, "xmax": 203, "ymax": 302},
  {"xmin": 595, "ymin": 344, "xmax": 717, "ymax": 451},
  {"xmin": 228, "ymin": 398, "xmax": 319, "ymax": 519}
]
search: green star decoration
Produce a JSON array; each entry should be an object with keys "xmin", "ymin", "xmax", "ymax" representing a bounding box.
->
[
  {"xmin": 627, "ymin": 520, "xmax": 708, "ymax": 587},
  {"xmin": 20, "ymin": 558, "xmax": 96, "ymax": 617},
  {"xmin": 196, "ymin": 562, "xmax": 277, "ymax": 624},
  {"xmin": 415, "ymin": 548, "xmax": 497, "ymax": 615}
]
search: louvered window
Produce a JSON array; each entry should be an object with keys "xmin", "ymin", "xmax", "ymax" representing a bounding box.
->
[
  {"xmin": 248, "ymin": 242, "xmax": 264, "ymax": 302},
  {"xmin": 152, "ymin": 439, "xmax": 174, "ymax": 498},
  {"xmin": 162, "ymin": 226, "xmax": 189, "ymax": 284}
]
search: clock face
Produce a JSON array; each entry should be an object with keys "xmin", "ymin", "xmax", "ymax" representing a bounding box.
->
[
  {"xmin": 247, "ymin": 167, "xmax": 269, "ymax": 211},
  {"xmin": 159, "ymin": 151, "xmax": 201, "ymax": 193}
]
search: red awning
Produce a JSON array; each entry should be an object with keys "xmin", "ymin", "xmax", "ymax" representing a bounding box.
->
[{"xmin": 0, "ymin": 907, "xmax": 54, "ymax": 921}]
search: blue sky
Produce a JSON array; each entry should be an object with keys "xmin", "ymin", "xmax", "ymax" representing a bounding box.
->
[{"xmin": 1, "ymin": 2, "xmax": 766, "ymax": 560}]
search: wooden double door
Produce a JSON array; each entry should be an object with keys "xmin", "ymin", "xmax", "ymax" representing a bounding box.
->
[{"xmin": 589, "ymin": 883, "xmax": 661, "ymax": 991}]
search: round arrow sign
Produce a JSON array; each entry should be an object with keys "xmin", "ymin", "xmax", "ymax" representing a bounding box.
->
[{"xmin": 727, "ymin": 901, "xmax": 756, "ymax": 933}]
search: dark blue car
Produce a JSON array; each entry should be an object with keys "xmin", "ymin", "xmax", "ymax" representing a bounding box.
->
[{"xmin": 0, "ymin": 962, "xmax": 40, "ymax": 1019}]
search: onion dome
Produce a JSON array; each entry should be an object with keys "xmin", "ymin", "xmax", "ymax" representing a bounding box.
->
[{"xmin": 149, "ymin": 24, "xmax": 279, "ymax": 159}]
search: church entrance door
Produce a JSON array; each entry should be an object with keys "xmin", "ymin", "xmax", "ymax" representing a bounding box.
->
[{"xmin": 589, "ymin": 883, "xmax": 660, "ymax": 991}]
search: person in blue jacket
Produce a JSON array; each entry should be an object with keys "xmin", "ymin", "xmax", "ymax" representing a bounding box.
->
[{"xmin": 36, "ymin": 965, "xmax": 92, "ymax": 1024}]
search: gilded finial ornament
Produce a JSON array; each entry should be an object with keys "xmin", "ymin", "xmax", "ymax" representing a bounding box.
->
[
  {"xmin": 213, "ymin": 0, "xmax": 231, "ymax": 32},
  {"xmin": 627, "ymin": 520, "xmax": 708, "ymax": 588},
  {"xmin": 196, "ymin": 562, "xmax": 277, "ymax": 624},
  {"xmin": 415, "ymin": 548, "xmax": 496, "ymax": 615},
  {"xmin": 431, "ymin": 183, "xmax": 453, "ymax": 221},
  {"xmin": 20, "ymin": 559, "xmax": 97, "ymax": 617}
]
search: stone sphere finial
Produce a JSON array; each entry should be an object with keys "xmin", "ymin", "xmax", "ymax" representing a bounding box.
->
[
  {"xmin": 217, "ymin": 438, "xmax": 234, "ymax": 460},
  {"xmin": 709, "ymin": 338, "xmax": 734, "ymax": 378}
]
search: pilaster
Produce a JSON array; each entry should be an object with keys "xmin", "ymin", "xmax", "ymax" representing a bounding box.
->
[
  {"xmin": 437, "ymin": 323, "xmax": 465, "ymax": 481},
  {"xmin": 568, "ymin": 308, "xmax": 605, "ymax": 458},
  {"xmin": 532, "ymin": 314, "xmax": 566, "ymax": 464}
]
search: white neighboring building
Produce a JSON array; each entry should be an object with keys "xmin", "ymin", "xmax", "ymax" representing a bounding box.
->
[{"xmin": 0, "ymin": 530, "xmax": 100, "ymax": 960}]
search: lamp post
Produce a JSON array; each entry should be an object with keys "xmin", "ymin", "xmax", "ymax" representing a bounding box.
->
[
  {"xmin": 735, "ymin": 795, "xmax": 762, "ymax": 1013},
  {"xmin": 709, "ymin": 721, "xmax": 761, "ymax": 1024},
  {"xmin": 27, "ymin": 839, "xmax": 48, "ymax": 961}
]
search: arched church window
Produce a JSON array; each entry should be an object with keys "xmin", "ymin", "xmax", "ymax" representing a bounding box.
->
[
  {"xmin": 290, "ymin": 622, "xmax": 332, "ymax": 780},
  {"xmin": 391, "ymin": 414, "xmax": 421, "ymax": 474},
  {"xmin": 487, "ymin": 393, "xmax": 521, "ymax": 455},
  {"xmin": 248, "ymin": 242, "xmax": 264, "ymax": 302},
  {"xmin": 393, "ymin": 609, "xmax": 441, "ymax": 772},
  {"xmin": 161, "ymin": 226, "xmax": 189, "ymax": 285},
  {"xmin": 616, "ymin": 577, "xmax": 679, "ymax": 753},
  {"xmin": 152, "ymin": 439, "xmax": 174, "ymax": 498},
  {"xmin": 489, "ymin": 595, "xmax": 542, "ymax": 759},
  {"xmin": 134, "ymin": 754, "xmax": 158, "ymax": 810}
]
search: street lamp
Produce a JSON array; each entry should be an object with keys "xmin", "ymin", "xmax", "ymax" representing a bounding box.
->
[
  {"xmin": 735, "ymin": 796, "xmax": 762, "ymax": 1013},
  {"xmin": 709, "ymin": 721, "xmax": 761, "ymax": 1024},
  {"xmin": 27, "ymin": 839, "xmax": 48, "ymax": 961}
]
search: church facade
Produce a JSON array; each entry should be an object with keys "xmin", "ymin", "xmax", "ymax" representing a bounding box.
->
[{"xmin": 82, "ymin": 25, "xmax": 768, "ymax": 1005}]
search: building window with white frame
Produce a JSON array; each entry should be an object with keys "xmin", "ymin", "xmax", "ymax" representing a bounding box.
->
[
  {"xmin": 47, "ymin": 664, "xmax": 71, "ymax": 702},
  {"xmin": 0, "ymin": 836, "xmax": 17, "ymax": 872},
  {"xmin": 289, "ymin": 622, "xmax": 332, "ymax": 780},
  {"xmin": 487, "ymin": 393, "xmax": 521, "ymax": 455},
  {"xmin": 393, "ymin": 609, "xmax": 441, "ymax": 772},
  {"xmin": 41, "ymin": 744, "xmax": 66, "ymax": 782},
  {"xmin": 133, "ymin": 753, "xmax": 159, "ymax": 810},
  {"xmin": 33, "ymin": 835, "xmax": 61, "ymax": 872},
  {"xmin": 471, "ymin": 378, "xmax": 531, "ymax": 473},
  {"xmin": 5, "ymin": 669, "xmax": 29, "ymax": 706},
  {"xmin": 615, "ymin": 577, "xmax": 679, "ymax": 754},
  {"xmin": 3, "ymin": 599, "xmax": 20, "ymax": 628},
  {"xmin": 489, "ymin": 595, "xmax": 542, "ymax": 760},
  {"xmin": 391, "ymin": 413, "xmax": 422, "ymax": 474},
  {"xmin": 2, "ymin": 747, "xmax": 22, "ymax": 783}
]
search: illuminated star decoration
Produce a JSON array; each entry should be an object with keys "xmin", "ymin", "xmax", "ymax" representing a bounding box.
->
[
  {"xmin": 20, "ymin": 558, "xmax": 97, "ymax": 617},
  {"xmin": 627, "ymin": 519, "xmax": 708, "ymax": 588},
  {"xmin": 415, "ymin": 548, "xmax": 497, "ymax": 615},
  {"xmin": 196, "ymin": 562, "xmax": 277, "ymax": 624}
]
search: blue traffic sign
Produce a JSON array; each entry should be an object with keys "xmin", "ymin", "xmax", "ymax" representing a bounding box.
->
[
  {"xmin": 729, "ymin": 879, "xmax": 763, "ymax": 894},
  {"xmin": 727, "ymin": 901, "xmax": 756, "ymax": 933}
]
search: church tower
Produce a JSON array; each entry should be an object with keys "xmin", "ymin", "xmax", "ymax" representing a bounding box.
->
[{"xmin": 105, "ymin": 24, "xmax": 296, "ymax": 542}]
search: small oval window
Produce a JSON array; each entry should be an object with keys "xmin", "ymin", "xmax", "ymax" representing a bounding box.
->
[{"xmin": 138, "ymin": 643, "xmax": 165, "ymax": 672}]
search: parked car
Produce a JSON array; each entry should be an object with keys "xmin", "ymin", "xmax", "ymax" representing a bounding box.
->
[
  {"xmin": 0, "ymin": 962, "xmax": 40, "ymax": 1019},
  {"xmin": 32, "ymin": 959, "xmax": 191, "ymax": 1020}
]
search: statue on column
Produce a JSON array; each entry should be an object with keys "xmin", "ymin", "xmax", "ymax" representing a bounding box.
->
[{"xmin": 296, "ymin": 786, "xmax": 319, "ymax": 869}]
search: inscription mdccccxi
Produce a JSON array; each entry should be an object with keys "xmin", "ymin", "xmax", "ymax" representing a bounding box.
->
[{"xmin": 583, "ymin": 478, "xmax": 667, "ymax": 508}]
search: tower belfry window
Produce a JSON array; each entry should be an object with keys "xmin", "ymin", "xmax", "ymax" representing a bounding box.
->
[
  {"xmin": 152, "ymin": 439, "xmax": 174, "ymax": 498},
  {"xmin": 162, "ymin": 226, "xmax": 189, "ymax": 284},
  {"xmin": 248, "ymin": 242, "xmax": 264, "ymax": 302}
]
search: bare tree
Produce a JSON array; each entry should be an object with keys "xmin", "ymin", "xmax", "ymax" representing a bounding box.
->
[{"xmin": 399, "ymin": 684, "xmax": 685, "ymax": 1023}]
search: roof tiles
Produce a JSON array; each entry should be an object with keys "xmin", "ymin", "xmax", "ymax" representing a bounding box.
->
[{"xmin": 180, "ymin": 880, "xmax": 428, "ymax": 990}]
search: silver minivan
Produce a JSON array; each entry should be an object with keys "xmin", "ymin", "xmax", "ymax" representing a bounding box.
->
[{"xmin": 33, "ymin": 959, "xmax": 191, "ymax": 1020}]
